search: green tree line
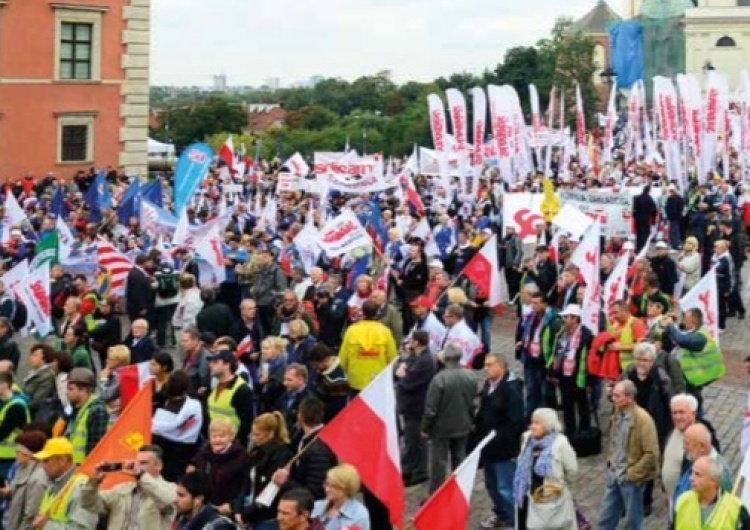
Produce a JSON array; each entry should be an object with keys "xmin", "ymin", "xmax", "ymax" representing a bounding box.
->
[{"xmin": 150, "ymin": 18, "xmax": 599, "ymax": 159}]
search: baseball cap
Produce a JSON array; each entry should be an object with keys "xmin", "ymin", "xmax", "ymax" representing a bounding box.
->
[
  {"xmin": 560, "ymin": 304, "xmax": 582, "ymax": 318},
  {"xmin": 34, "ymin": 437, "xmax": 74, "ymax": 460},
  {"xmin": 655, "ymin": 241, "xmax": 669, "ymax": 250},
  {"xmin": 409, "ymin": 295, "xmax": 432, "ymax": 310},
  {"xmin": 428, "ymin": 259, "xmax": 444, "ymax": 269},
  {"xmin": 207, "ymin": 350, "xmax": 235, "ymax": 363}
]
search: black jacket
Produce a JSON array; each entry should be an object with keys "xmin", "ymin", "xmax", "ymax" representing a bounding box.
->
[
  {"xmin": 315, "ymin": 298, "xmax": 347, "ymax": 348},
  {"xmin": 288, "ymin": 428, "xmax": 337, "ymax": 500},
  {"xmin": 125, "ymin": 267, "xmax": 154, "ymax": 319},
  {"xmin": 633, "ymin": 190, "xmax": 657, "ymax": 229},
  {"xmin": 274, "ymin": 388, "xmax": 311, "ymax": 437},
  {"xmin": 401, "ymin": 258, "xmax": 429, "ymax": 298},
  {"xmin": 175, "ymin": 505, "xmax": 237, "ymax": 530},
  {"xmin": 665, "ymin": 195, "xmax": 685, "ymax": 222},
  {"xmin": 196, "ymin": 302, "xmax": 235, "ymax": 339},
  {"xmin": 0, "ymin": 336, "xmax": 20, "ymax": 369},
  {"xmin": 650, "ymin": 255, "xmax": 680, "ymax": 296},
  {"xmin": 534, "ymin": 259, "xmax": 558, "ymax": 297},
  {"xmin": 474, "ymin": 371, "xmax": 525, "ymax": 462},
  {"xmin": 121, "ymin": 334, "xmax": 157, "ymax": 364},
  {"xmin": 238, "ymin": 440, "xmax": 293, "ymax": 523},
  {"xmin": 396, "ymin": 349, "xmax": 436, "ymax": 418},
  {"xmin": 89, "ymin": 313, "xmax": 122, "ymax": 356}
]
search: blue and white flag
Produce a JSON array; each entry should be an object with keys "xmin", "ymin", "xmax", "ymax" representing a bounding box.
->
[{"xmin": 174, "ymin": 143, "xmax": 213, "ymax": 214}]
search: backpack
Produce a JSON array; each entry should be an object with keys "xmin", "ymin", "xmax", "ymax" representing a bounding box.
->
[
  {"xmin": 10, "ymin": 298, "xmax": 27, "ymax": 332},
  {"xmin": 156, "ymin": 267, "xmax": 179, "ymax": 299}
]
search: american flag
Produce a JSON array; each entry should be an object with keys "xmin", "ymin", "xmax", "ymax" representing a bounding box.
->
[{"xmin": 97, "ymin": 241, "xmax": 133, "ymax": 295}]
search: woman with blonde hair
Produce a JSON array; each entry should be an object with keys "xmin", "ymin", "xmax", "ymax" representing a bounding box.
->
[
  {"xmin": 287, "ymin": 319, "xmax": 316, "ymax": 366},
  {"xmin": 236, "ymin": 412, "xmax": 294, "ymax": 529},
  {"xmin": 447, "ymin": 286, "xmax": 475, "ymax": 328},
  {"xmin": 171, "ymin": 273, "xmax": 203, "ymax": 331},
  {"xmin": 311, "ymin": 464, "xmax": 371, "ymax": 530},
  {"xmin": 98, "ymin": 344, "xmax": 131, "ymax": 424},
  {"xmin": 677, "ymin": 236, "xmax": 701, "ymax": 294},
  {"xmin": 259, "ymin": 336, "xmax": 288, "ymax": 412},
  {"xmin": 513, "ymin": 408, "xmax": 578, "ymax": 530}
]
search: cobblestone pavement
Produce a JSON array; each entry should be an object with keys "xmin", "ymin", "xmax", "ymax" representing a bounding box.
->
[{"xmin": 400, "ymin": 308, "xmax": 750, "ymax": 529}]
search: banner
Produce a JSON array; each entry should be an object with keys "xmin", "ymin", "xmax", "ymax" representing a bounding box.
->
[
  {"xmin": 427, "ymin": 93, "xmax": 450, "ymax": 184},
  {"xmin": 277, "ymin": 173, "xmax": 299, "ymax": 193},
  {"xmin": 471, "ymin": 87, "xmax": 486, "ymax": 170},
  {"xmin": 173, "ymin": 142, "xmax": 213, "ymax": 214},
  {"xmin": 654, "ymin": 76, "xmax": 684, "ymax": 190},
  {"xmin": 313, "ymin": 152, "xmax": 395, "ymax": 193},
  {"xmin": 316, "ymin": 210, "xmax": 372, "ymax": 256},
  {"xmin": 680, "ymin": 267, "xmax": 720, "ymax": 346},
  {"xmin": 501, "ymin": 193, "xmax": 544, "ymax": 243},
  {"xmin": 552, "ymin": 203, "xmax": 593, "ymax": 241},
  {"xmin": 17, "ymin": 262, "xmax": 52, "ymax": 336},
  {"xmin": 283, "ymin": 152, "xmax": 310, "ymax": 177},
  {"xmin": 194, "ymin": 224, "xmax": 226, "ymax": 286},
  {"xmin": 575, "ymin": 83, "xmax": 589, "ymax": 167},
  {"xmin": 558, "ymin": 190, "xmax": 633, "ymax": 238},
  {"xmin": 488, "ymin": 85, "xmax": 514, "ymax": 184},
  {"xmin": 571, "ymin": 222, "xmax": 601, "ymax": 333},
  {"xmin": 701, "ymin": 71, "xmax": 724, "ymax": 179}
]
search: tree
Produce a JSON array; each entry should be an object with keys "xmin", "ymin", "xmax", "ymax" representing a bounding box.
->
[
  {"xmin": 152, "ymin": 96, "xmax": 247, "ymax": 149},
  {"xmin": 285, "ymin": 105, "xmax": 339, "ymax": 131}
]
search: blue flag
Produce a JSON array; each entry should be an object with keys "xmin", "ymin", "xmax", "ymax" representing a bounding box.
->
[
  {"xmin": 83, "ymin": 173, "xmax": 105, "ymax": 223},
  {"xmin": 174, "ymin": 143, "xmax": 213, "ymax": 214},
  {"xmin": 117, "ymin": 179, "xmax": 141, "ymax": 225},
  {"xmin": 365, "ymin": 200, "xmax": 388, "ymax": 253},
  {"xmin": 346, "ymin": 254, "xmax": 371, "ymax": 291},
  {"xmin": 50, "ymin": 187, "xmax": 66, "ymax": 218},
  {"xmin": 609, "ymin": 21, "xmax": 644, "ymax": 89},
  {"xmin": 142, "ymin": 179, "xmax": 163, "ymax": 207}
]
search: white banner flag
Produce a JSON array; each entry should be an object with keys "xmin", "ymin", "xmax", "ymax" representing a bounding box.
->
[
  {"xmin": 558, "ymin": 189, "xmax": 634, "ymax": 239},
  {"xmin": 680, "ymin": 267, "xmax": 720, "ymax": 346},
  {"xmin": 501, "ymin": 192, "xmax": 544, "ymax": 243},
  {"xmin": 316, "ymin": 210, "xmax": 372, "ymax": 256},
  {"xmin": 17, "ymin": 261, "xmax": 52, "ymax": 336},
  {"xmin": 571, "ymin": 222, "xmax": 601, "ymax": 332},
  {"xmin": 195, "ymin": 225, "xmax": 226, "ymax": 286},
  {"xmin": 284, "ymin": 152, "xmax": 310, "ymax": 177}
]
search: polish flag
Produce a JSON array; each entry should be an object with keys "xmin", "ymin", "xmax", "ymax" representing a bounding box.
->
[
  {"xmin": 413, "ymin": 431, "xmax": 496, "ymax": 530},
  {"xmin": 399, "ymin": 168, "xmax": 424, "ymax": 213},
  {"xmin": 319, "ymin": 361, "xmax": 404, "ymax": 528},
  {"xmin": 462, "ymin": 234, "xmax": 504, "ymax": 308},
  {"xmin": 219, "ymin": 135, "xmax": 235, "ymax": 171},
  {"xmin": 680, "ymin": 266, "xmax": 720, "ymax": 345},
  {"xmin": 118, "ymin": 361, "xmax": 153, "ymax": 410}
]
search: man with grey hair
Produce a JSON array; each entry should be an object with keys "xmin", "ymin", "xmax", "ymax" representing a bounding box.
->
[
  {"xmin": 672, "ymin": 423, "xmax": 733, "ymax": 506},
  {"xmin": 441, "ymin": 303, "xmax": 482, "ymax": 368},
  {"xmin": 599, "ymin": 380, "xmax": 659, "ymax": 530},
  {"xmin": 421, "ymin": 343, "xmax": 477, "ymax": 494},
  {"xmin": 476, "ymin": 352, "xmax": 524, "ymax": 529},
  {"xmin": 673, "ymin": 455, "xmax": 750, "ymax": 529}
]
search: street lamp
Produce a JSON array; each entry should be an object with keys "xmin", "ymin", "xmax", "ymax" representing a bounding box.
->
[
  {"xmin": 703, "ymin": 60, "xmax": 715, "ymax": 74},
  {"xmin": 599, "ymin": 65, "xmax": 617, "ymax": 87}
]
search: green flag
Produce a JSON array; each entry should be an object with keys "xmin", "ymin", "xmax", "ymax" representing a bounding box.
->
[{"xmin": 30, "ymin": 231, "xmax": 59, "ymax": 270}]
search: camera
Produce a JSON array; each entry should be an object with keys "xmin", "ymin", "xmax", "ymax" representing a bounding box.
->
[{"xmin": 99, "ymin": 462, "xmax": 123, "ymax": 472}]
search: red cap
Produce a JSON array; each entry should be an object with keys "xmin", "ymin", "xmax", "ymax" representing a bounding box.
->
[{"xmin": 409, "ymin": 295, "xmax": 432, "ymax": 310}]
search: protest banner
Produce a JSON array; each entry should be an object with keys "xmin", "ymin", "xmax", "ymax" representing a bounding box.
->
[
  {"xmin": 501, "ymin": 193, "xmax": 544, "ymax": 243},
  {"xmin": 558, "ymin": 189, "xmax": 634, "ymax": 238}
]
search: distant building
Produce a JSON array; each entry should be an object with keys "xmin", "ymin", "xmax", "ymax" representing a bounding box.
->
[
  {"xmin": 0, "ymin": 0, "xmax": 150, "ymax": 179},
  {"xmin": 213, "ymin": 74, "xmax": 227, "ymax": 91},
  {"xmin": 244, "ymin": 104, "xmax": 286, "ymax": 135},
  {"xmin": 263, "ymin": 77, "xmax": 281, "ymax": 91}
]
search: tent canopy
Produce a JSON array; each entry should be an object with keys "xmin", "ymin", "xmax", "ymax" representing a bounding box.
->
[{"xmin": 148, "ymin": 138, "xmax": 175, "ymax": 156}]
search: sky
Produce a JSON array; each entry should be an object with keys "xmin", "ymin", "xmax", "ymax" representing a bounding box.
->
[{"xmin": 151, "ymin": 0, "xmax": 621, "ymax": 87}]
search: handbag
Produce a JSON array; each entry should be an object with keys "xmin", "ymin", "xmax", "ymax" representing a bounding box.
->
[
  {"xmin": 527, "ymin": 483, "xmax": 575, "ymax": 530},
  {"xmin": 571, "ymin": 407, "xmax": 602, "ymax": 458}
]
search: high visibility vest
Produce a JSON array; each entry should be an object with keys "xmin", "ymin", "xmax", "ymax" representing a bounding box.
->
[
  {"xmin": 675, "ymin": 490, "xmax": 742, "ymax": 530},
  {"xmin": 207, "ymin": 377, "xmax": 246, "ymax": 431},
  {"xmin": 0, "ymin": 397, "xmax": 29, "ymax": 459},
  {"xmin": 679, "ymin": 328, "xmax": 726, "ymax": 387},
  {"xmin": 68, "ymin": 396, "xmax": 98, "ymax": 465},
  {"xmin": 608, "ymin": 317, "xmax": 636, "ymax": 370},
  {"xmin": 39, "ymin": 472, "xmax": 87, "ymax": 522}
]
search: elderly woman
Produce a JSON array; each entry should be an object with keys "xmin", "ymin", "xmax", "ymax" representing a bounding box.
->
[
  {"xmin": 347, "ymin": 274, "xmax": 373, "ymax": 322},
  {"xmin": 236, "ymin": 412, "xmax": 293, "ymax": 529},
  {"xmin": 98, "ymin": 345, "xmax": 131, "ymax": 424},
  {"xmin": 677, "ymin": 236, "xmax": 701, "ymax": 294},
  {"xmin": 1, "ymin": 430, "xmax": 48, "ymax": 530},
  {"xmin": 311, "ymin": 464, "xmax": 371, "ymax": 530},
  {"xmin": 513, "ymin": 408, "xmax": 578, "ymax": 530},
  {"xmin": 286, "ymin": 319, "xmax": 316, "ymax": 366}
]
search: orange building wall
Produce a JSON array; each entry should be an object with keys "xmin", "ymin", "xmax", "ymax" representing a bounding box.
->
[{"xmin": 0, "ymin": 0, "xmax": 128, "ymax": 180}]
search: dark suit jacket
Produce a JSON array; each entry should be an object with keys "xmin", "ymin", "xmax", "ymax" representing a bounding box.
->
[
  {"xmin": 125, "ymin": 267, "xmax": 154, "ymax": 320},
  {"xmin": 121, "ymin": 334, "xmax": 157, "ymax": 364}
]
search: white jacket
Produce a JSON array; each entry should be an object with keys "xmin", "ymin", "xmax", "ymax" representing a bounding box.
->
[{"xmin": 171, "ymin": 288, "xmax": 203, "ymax": 329}]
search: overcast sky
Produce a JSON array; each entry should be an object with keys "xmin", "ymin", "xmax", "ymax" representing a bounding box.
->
[{"xmin": 151, "ymin": 0, "xmax": 620, "ymax": 87}]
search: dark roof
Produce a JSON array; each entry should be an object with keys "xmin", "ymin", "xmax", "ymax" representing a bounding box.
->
[{"xmin": 566, "ymin": 0, "xmax": 623, "ymax": 35}]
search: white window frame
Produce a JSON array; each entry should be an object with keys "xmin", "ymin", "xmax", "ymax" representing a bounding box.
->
[
  {"xmin": 52, "ymin": 5, "xmax": 106, "ymax": 82},
  {"xmin": 57, "ymin": 113, "xmax": 96, "ymax": 164}
]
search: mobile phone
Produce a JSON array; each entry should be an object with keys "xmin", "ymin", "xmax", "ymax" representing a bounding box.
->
[{"xmin": 100, "ymin": 462, "xmax": 123, "ymax": 472}]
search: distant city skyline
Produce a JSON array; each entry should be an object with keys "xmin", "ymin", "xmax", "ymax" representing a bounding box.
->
[{"xmin": 151, "ymin": 0, "xmax": 616, "ymax": 87}]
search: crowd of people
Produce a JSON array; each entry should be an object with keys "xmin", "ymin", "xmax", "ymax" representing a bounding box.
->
[{"xmin": 0, "ymin": 156, "xmax": 745, "ymax": 530}]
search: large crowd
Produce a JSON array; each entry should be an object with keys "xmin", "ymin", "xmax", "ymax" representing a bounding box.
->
[{"xmin": 0, "ymin": 151, "xmax": 745, "ymax": 530}]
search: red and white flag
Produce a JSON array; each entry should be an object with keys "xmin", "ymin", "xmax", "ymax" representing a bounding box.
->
[
  {"xmin": 571, "ymin": 222, "xmax": 601, "ymax": 332},
  {"xmin": 219, "ymin": 135, "xmax": 235, "ymax": 171},
  {"xmin": 463, "ymin": 234, "xmax": 504, "ymax": 308},
  {"xmin": 575, "ymin": 83, "xmax": 589, "ymax": 167},
  {"xmin": 446, "ymin": 89, "xmax": 468, "ymax": 153},
  {"xmin": 428, "ymin": 93, "xmax": 450, "ymax": 186},
  {"xmin": 284, "ymin": 152, "xmax": 310, "ymax": 177},
  {"xmin": 316, "ymin": 210, "xmax": 371, "ymax": 257},
  {"xmin": 195, "ymin": 224, "xmax": 226, "ymax": 285},
  {"xmin": 603, "ymin": 254, "xmax": 629, "ymax": 320},
  {"xmin": 471, "ymin": 87, "xmax": 486, "ymax": 170},
  {"xmin": 680, "ymin": 266, "xmax": 720, "ymax": 345},
  {"xmin": 413, "ymin": 431, "xmax": 496, "ymax": 530},
  {"xmin": 603, "ymin": 80, "xmax": 618, "ymax": 163},
  {"xmin": 97, "ymin": 240, "xmax": 133, "ymax": 295},
  {"xmin": 529, "ymin": 83, "xmax": 542, "ymax": 169},
  {"xmin": 319, "ymin": 362, "xmax": 404, "ymax": 528},
  {"xmin": 488, "ymin": 84, "xmax": 514, "ymax": 184},
  {"xmin": 118, "ymin": 361, "xmax": 153, "ymax": 410}
]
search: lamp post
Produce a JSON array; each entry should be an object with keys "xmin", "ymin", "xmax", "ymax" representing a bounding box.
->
[
  {"xmin": 703, "ymin": 60, "xmax": 715, "ymax": 74},
  {"xmin": 599, "ymin": 65, "xmax": 617, "ymax": 111}
]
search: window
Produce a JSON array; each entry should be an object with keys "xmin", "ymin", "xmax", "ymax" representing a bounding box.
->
[
  {"xmin": 739, "ymin": 0, "xmax": 750, "ymax": 6},
  {"xmin": 57, "ymin": 114, "xmax": 95, "ymax": 164},
  {"xmin": 60, "ymin": 23, "xmax": 92, "ymax": 80},
  {"xmin": 53, "ymin": 6, "xmax": 105, "ymax": 81},
  {"xmin": 716, "ymin": 36, "xmax": 737, "ymax": 47}
]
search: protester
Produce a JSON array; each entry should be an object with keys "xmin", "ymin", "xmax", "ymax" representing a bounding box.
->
[
  {"xmin": 97, "ymin": 344, "xmax": 131, "ymax": 424},
  {"xmin": 23, "ymin": 344, "xmax": 58, "ymax": 421},
  {"xmin": 173, "ymin": 470, "xmax": 237, "ymax": 530},
  {"xmin": 2, "ymin": 430, "xmax": 48, "ymax": 530},
  {"xmin": 60, "ymin": 368, "xmax": 108, "ymax": 465},
  {"xmin": 310, "ymin": 464, "xmax": 371, "ymax": 530},
  {"xmin": 305, "ymin": 343, "xmax": 349, "ymax": 422},
  {"xmin": 121, "ymin": 318, "xmax": 156, "ymax": 364},
  {"xmin": 206, "ymin": 349, "xmax": 254, "ymax": 447}
]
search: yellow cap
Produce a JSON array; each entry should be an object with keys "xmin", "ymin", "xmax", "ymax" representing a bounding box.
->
[{"xmin": 33, "ymin": 437, "xmax": 74, "ymax": 460}]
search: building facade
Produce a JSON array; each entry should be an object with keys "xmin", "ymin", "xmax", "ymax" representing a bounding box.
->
[
  {"xmin": 684, "ymin": 0, "xmax": 750, "ymax": 88},
  {"xmin": 0, "ymin": 0, "xmax": 150, "ymax": 179}
]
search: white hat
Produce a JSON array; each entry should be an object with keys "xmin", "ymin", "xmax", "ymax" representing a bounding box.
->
[
  {"xmin": 623, "ymin": 241, "xmax": 635, "ymax": 251},
  {"xmin": 428, "ymin": 259, "xmax": 444, "ymax": 269},
  {"xmin": 560, "ymin": 304, "xmax": 582, "ymax": 318},
  {"xmin": 655, "ymin": 241, "xmax": 669, "ymax": 250}
]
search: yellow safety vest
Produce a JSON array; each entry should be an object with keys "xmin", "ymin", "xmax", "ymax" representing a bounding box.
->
[
  {"xmin": 39, "ymin": 472, "xmax": 87, "ymax": 522},
  {"xmin": 67, "ymin": 396, "xmax": 97, "ymax": 465},
  {"xmin": 608, "ymin": 317, "xmax": 636, "ymax": 370},
  {"xmin": 675, "ymin": 490, "xmax": 742, "ymax": 530},
  {"xmin": 0, "ymin": 396, "xmax": 29, "ymax": 459},
  {"xmin": 679, "ymin": 328, "xmax": 726, "ymax": 387},
  {"xmin": 207, "ymin": 377, "xmax": 246, "ymax": 431}
]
